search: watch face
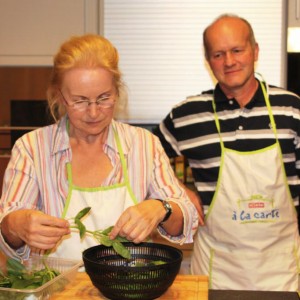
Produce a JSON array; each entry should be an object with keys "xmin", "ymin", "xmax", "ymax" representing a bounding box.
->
[{"xmin": 161, "ymin": 200, "xmax": 172, "ymax": 223}]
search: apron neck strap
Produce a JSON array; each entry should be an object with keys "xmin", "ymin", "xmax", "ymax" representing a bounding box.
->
[
  {"xmin": 113, "ymin": 125, "xmax": 129, "ymax": 183},
  {"xmin": 260, "ymin": 80, "xmax": 278, "ymax": 139},
  {"xmin": 212, "ymin": 79, "xmax": 279, "ymax": 145},
  {"xmin": 112, "ymin": 124, "xmax": 138, "ymax": 204},
  {"xmin": 212, "ymin": 94, "xmax": 224, "ymax": 147}
]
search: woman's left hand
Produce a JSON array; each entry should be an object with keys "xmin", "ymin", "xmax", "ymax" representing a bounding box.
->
[{"xmin": 109, "ymin": 200, "xmax": 167, "ymax": 243}]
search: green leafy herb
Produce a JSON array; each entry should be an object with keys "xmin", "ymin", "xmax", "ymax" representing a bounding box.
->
[
  {"xmin": 98, "ymin": 235, "xmax": 114, "ymax": 247},
  {"xmin": 70, "ymin": 207, "xmax": 131, "ymax": 259},
  {"xmin": 112, "ymin": 241, "xmax": 131, "ymax": 259},
  {"xmin": 74, "ymin": 206, "xmax": 91, "ymax": 220},
  {"xmin": 7, "ymin": 258, "xmax": 26, "ymax": 273},
  {"xmin": 74, "ymin": 218, "xmax": 86, "ymax": 239},
  {"xmin": 0, "ymin": 258, "xmax": 60, "ymax": 290}
]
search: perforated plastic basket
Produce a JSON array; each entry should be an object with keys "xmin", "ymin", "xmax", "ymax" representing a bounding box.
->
[{"xmin": 83, "ymin": 242, "xmax": 182, "ymax": 300}]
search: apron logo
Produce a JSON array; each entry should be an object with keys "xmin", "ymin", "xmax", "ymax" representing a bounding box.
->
[
  {"xmin": 248, "ymin": 202, "xmax": 264, "ymax": 208},
  {"xmin": 232, "ymin": 194, "xmax": 280, "ymax": 223}
]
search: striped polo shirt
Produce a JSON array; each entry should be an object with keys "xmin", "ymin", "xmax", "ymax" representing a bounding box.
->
[{"xmin": 154, "ymin": 80, "xmax": 300, "ymax": 211}]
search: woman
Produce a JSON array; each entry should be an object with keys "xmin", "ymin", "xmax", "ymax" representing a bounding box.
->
[{"xmin": 0, "ymin": 34, "xmax": 198, "ymax": 260}]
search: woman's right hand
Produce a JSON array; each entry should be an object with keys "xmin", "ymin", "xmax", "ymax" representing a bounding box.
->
[{"xmin": 0, "ymin": 209, "xmax": 70, "ymax": 252}]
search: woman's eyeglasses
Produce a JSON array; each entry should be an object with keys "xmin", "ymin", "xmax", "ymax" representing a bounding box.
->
[{"xmin": 60, "ymin": 90, "xmax": 115, "ymax": 111}]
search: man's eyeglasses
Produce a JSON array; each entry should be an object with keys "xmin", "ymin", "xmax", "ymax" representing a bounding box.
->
[{"xmin": 60, "ymin": 90, "xmax": 115, "ymax": 111}]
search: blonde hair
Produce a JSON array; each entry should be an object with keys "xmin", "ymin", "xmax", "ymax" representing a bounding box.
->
[{"xmin": 47, "ymin": 34, "xmax": 126, "ymax": 121}]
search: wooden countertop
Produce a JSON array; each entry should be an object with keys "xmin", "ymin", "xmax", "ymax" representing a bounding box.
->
[{"xmin": 52, "ymin": 272, "xmax": 209, "ymax": 300}]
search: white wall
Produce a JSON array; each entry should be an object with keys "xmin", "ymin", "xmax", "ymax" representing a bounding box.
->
[
  {"xmin": 104, "ymin": 0, "xmax": 287, "ymax": 122},
  {"xmin": 0, "ymin": 0, "xmax": 287, "ymax": 122}
]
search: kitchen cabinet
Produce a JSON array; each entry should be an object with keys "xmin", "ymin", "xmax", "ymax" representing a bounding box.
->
[
  {"xmin": 0, "ymin": 66, "xmax": 53, "ymax": 192},
  {"xmin": 288, "ymin": 0, "xmax": 300, "ymax": 27},
  {"xmin": 0, "ymin": 157, "xmax": 9, "ymax": 194},
  {"xmin": 0, "ymin": 0, "xmax": 101, "ymax": 66}
]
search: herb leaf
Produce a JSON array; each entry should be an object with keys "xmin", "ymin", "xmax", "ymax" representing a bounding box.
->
[
  {"xmin": 99, "ymin": 235, "xmax": 114, "ymax": 247},
  {"xmin": 114, "ymin": 235, "xmax": 131, "ymax": 243},
  {"xmin": 74, "ymin": 207, "xmax": 91, "ymax": 221},
  {"xmin": 113, "ymin": 241, "xmax": 131, "ymax": 259},
  {"xmin": 7, "ymin": 258, "xmax": 25, "ymax": 273},
  {"xmin": 101, "ymin": 225, "xmax": 114, "ymax": 235},
  {"xmin": 75, "ymin": 219, "xmax": 86, "ymax": 239}
]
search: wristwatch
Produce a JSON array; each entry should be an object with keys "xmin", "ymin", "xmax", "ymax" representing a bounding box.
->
[{"xmin": 157, "ymin": 200, "xmax": 172, "ymax": 224}]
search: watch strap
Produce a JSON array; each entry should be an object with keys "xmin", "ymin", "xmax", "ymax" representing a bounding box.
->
[{"xmin": 156, "ymin": 199, "xmax": 172, "ymax": 223}]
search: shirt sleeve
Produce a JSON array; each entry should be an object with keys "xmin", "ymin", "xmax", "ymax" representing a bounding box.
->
[
  {"xmin": 0, "ymin": 137, "xmax": 40, "ymax": 259},
  {"xmin": 146, "ymin": 133, "xmax": 198, "ymax": 244},
  {"xmin": 152, "ymin": 112, "xmax": 182, "ymax": 158}
]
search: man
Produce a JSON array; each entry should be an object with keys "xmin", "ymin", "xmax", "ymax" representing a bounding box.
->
[{"xmin": 154, "ymin": 14, "xmax": 300, "ymax": 291}]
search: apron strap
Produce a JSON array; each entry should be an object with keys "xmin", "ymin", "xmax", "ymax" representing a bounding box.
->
[
  {"xmin": 212, "ymin": 79, "xmax": 279, "ymax": 143},
  {"xmin": 112, "ymin": 125, "xmax": 138, "ymax": 205},
  {"xmin": 113, "ymin": 126, "xmax": 129, "ymax": 183},
  {"xmin": 260, "ymin": 80, "xmax": 279, "ymax": 140},
  {"xmin": 62, "ymin": 163, "xmax": 73, "ymax": 218},
  {"xmin": 212, "ymin": 97, "xmax": 224, "ymax": 149}
]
